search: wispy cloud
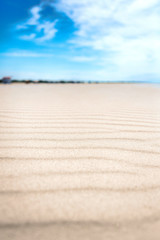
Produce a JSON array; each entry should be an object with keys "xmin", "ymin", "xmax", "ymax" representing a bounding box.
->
[
  {"xmin": 27, "ymin": 6, "xmax": 42, "ymax": 25},
  {"xmin": 17, "ymin": 4, "xmax": 58, "ymax": 43},
  {"xmin": 2, "ymin": 50, "xmax": 54, "ymax": 58},
  {"xmin": 20, "ymin": 33, "xmax": 36, "ymax": 41},
  {"xmin": 36, "ymin": 21, "xmax": 58, "ymax": 42},
  {"xmin": 70, "ymin": 56, "xmax": 95, "ymax": 62}
]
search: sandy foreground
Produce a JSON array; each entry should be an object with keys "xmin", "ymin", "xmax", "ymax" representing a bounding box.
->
[{"xmin": 0, "ymin": 83, "xmax": 160, "ymax": 240}]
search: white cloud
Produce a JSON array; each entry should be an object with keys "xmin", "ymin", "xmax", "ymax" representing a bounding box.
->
[
  {"xmin": 16, "ymin": 25, "xmax": 28, "ymax": 30},
  {"xmin": 17, "ymin": 4, "xmax": 58, "ymax": 43},
  {"xmin": 36, "ymin": 21, "xmax": 58, "ymax": 42},
  {"xmin": 51, "ymin": 0, "xmax": 160, "ymax": 80},
  {"xmin": 20, "ymin": 33, "xmax": 36, "ymax": 41},
  {"xmin": 70, "ymin": 56, "xmax": 95, "ymax": 62},
  {"xmin": 2, "ymin": 50, "xmax": 54, "ymax": 58},
  {"xmin": 27, "ymin": 6, "xmax": 42, "ymax": 25}
]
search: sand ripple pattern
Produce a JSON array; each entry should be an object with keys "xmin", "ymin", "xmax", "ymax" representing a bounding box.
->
[{"xmin": 0, "ymin": 84, "xmax": 160, "ymax": 240}]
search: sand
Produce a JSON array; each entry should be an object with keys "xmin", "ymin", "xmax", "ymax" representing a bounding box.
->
[{"xmin": 0, "ymin": 83, "xmax": 160, "ymax": 240}]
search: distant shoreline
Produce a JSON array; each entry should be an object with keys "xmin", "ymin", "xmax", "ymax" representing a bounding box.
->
[{"xmin": 0, "ymin": 80, "xmax": 159, "ymax": 84}]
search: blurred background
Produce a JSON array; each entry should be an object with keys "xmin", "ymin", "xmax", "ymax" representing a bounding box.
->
[{"xmin": 0, "ymin": 0, "xmax": 160, "ymax": 82}]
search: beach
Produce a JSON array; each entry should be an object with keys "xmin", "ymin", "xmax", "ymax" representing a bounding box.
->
[{"xmin": 0, "ymin": 83, "xmax": 160, "ymax": 240}]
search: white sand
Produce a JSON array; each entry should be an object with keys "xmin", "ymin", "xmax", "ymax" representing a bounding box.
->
[{"xmin": 0, "ymin": 83, "xmax": 160, "ymax": 240}]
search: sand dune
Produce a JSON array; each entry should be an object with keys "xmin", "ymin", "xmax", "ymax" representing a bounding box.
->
[{"xmin": 0, "ymin": 84, "xmax": 160, "ymax": 240}]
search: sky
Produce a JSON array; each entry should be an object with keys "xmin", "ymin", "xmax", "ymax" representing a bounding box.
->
[{"xmin": 0, "ymin": 0, "xmax": 160, "ymax": 81}]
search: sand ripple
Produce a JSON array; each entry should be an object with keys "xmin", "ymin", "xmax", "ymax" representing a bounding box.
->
[{"xmin": 0, "ymin": 84, "xmax": 160, "ymax": 240}]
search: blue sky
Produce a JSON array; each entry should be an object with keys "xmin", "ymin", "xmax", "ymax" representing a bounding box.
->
[{"xmin": 0, "ymin": 0, "xmax": 160, "ymax": 81}]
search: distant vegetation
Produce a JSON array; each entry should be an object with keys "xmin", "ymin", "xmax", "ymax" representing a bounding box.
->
[
  {"xmin": 0, "ymin": 78, "xmax": 154, "ymax": 84},
  {"xmin": 0, "ymin": 79, "xmax": 101, "ymax": 84}
]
